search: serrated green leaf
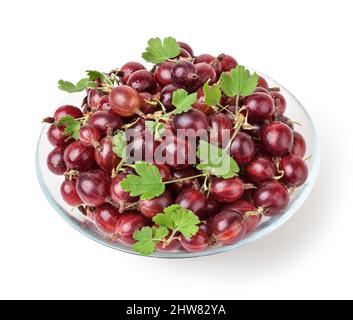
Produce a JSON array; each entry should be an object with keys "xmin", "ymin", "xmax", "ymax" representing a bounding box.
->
[
  {"xmin": 196, "ymin": 140, "xmax": 239, "ymax": 179},
  {"xmin": 120, "ymin": 162, "xmax": 165, "ymax": 200},
  {"xmin": 86, "ymin": 70, "xmax": 114, "ymax": 86},
  {"xmin": 135, "ymin": 205, "xmax": 200, "ymax": 256},
  {"xmin": 86, "ymin": 70, "xmax": 102, "ymax": 82},
  {"xmin": 132, "ymin": 226, "xmax": 168, "ymax": 256},
  {"xmin": 172, "ymin": 89, "xmax": 197, "ymax": 114},
  {"xmin": 57, "ymin": 115, "xmax": 81, "ymax": 140},
  {"xmin": 58, "ymin": 80, "xmax": 77, "ymax": 93},
  {"xmin": 58, "ymin": 78, "xmax": 96, "ymax": 93},
  {"xmin": 162, "ymin": 205, "xmax": 200, "ymax": 238},
  {"xmin": 142, "ymin": 37, "xmax": 181, "ymax": 64},
  {"xmin": 153, "ymin": 213, "xmax": 175, "ymax": 230},
  {"xmin": 112, "ymin": 131, "xmax": 127, "ymax": 158},
  {"xmin": 203, "ymin": 81, "xmax": 221, "ymax": 106},
  {"xmin": 219, "ymin": 65, "xmax": 259, "ymax": 98},
  {"xmin": 152, "ymin": 226, "xmax": 169, "ymax": 241}
]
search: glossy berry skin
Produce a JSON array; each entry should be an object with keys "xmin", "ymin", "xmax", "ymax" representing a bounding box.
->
[
  {"xmin": 253, "ymin": 181, "xmax": 289, "ymax": 216},
  {"xmin": 245, "ymin": 157, "xmax": 277, "ymax": 183},
  {"xmin": 110, "ymin": 85, "xmax": 141, "ymax": 117},
  {"xmin": 218, "ymin": 54, "xmax": 238, "ymax": 72},
  {"xmin": 47, "ymin": 124, "xmax": 68, "ymax": 147},
  {"xmin": 223, "ymin": 200, "xmax": 260, "ymax": 234},
  {"xmin": 257, "ymin": 76, "xmax": 269, "ymax": 89},
  {"xmin": 254, "ymin": 87, "xmax": 270, "ymax": 95},
  {"xmin": 211, "ymin": 211, "xmax": 246, "ymax": 245},
  {"xmin": 292, "ymin": 131, "xmax": 307, "ymax": 158},
  {"xmin": 160, "ymin": 84, "xmax": 180, "ymax": 111},
  {"xmin": 194, "ymin": 62, "xmax": 216, "ymax": 88},
  {"xmin": 154, "ymin": 163, "xmax": 171, "ymax": 182},
  {"xmin": 155, "ymin": 227, "xmax": 181, "ymax": 252},
  {"xmin": 118, "ymin": 234, "xmax": 137, "ymax": 246},
  {"xmin": 154, "ymin": 61, "xmax": 174, "ymax": 87},
  {"xmin": 156, "ymin": 237, "xmax": 181, "ymax": 252},
  {"xmin": 206, "ymin": 195, "xmax": 220, "ymax": 218},
  {"xmin": 171, "ymin": 61, "xmax": 198, "ymax": 85},
  {"xmin": 63, "ymin": 141, "xmax": 95, "ymax": 171},
  {"xmin": 178, "ymin": 48, "xmax": 192, "ymax": 59},
  {"xmin": 119, "ymin": 62, "xmax": 146, "ymax": 84},
  {"xmin": 193, "ymin": 89, "xmax": 214, "ymax": 115},
  {"xmin": 271, "ymin": 91, "xmax": 287, "ymax": 115},
  {"xmin": 169, "ymin": 168, "xmax": 200, "ymax": 194},
  {"xmin": 60, "ymin": 179, "xmax": 82, "ymax": 206},
  {"xmin": 172, "ymin": 109, "xmax": 208, "ymax": 133},
  {"xmin": 178, "ymin": 41, "xmax": 194, "ymax": 56},
  {"xmin": 261, "ymin": 122, "xmax": 294, "ymax": 156},
  {"xmin": 194, "ymin": 54, "xmax": 222, "ymax": 76},
  {"xmin": 245, "ymin": 93, "xmax": 275, "ymax": 122},
  {"xmin": 139, "ymin": 93, "xmax": 155, "ymax": 114},
  {"xmin": 115, "ymin": 213, "xmax": 149, "ymax": 237},
  {"xmin": 208, "ymin": 113, "xmax": 233, "ymax": 145},
  {"xmin": 88, "ymin": 110, "xmax": 123, "ymax": 136},
  {"xmin": 98, "ymin": 95, "xmax": 111, "ymax": 111},
  {"xmin": 76, "ymin": 170, "xmax": 111, "ymax": 207},
  {"xmin": 47, "ymin": 147, "xmax": 67, "ymax": 175},
  {"xmin": 111, "ymin": 173, "xmax": 138, "ymax": 207},
  {"xmin": 127, "ymin": 70, "xmax": 157, "ymax": 94},
  {"xmin": 164, "ymin": 136, "xmax": 195, "ymax": 170},
  {"xmin": 94, "ymin": 204, "xmax": 121, "ymax": 234},
  {"xmin": 230, "ymin": 132, "xmax": 256, "ymax": 165},
  {"xmin": 54, "ymin": 105, "xmax": 83, "ymax": 122},
  {"xmin": 279, "ymin": 154, "xmax": 308, "ymax": 187},
  {"xmin": 176, "ymin": 189, "xmax": 207, "ymax": 219},
  {"xmin": 278, "ymin": 116, "xmax": 294, "ymax": 130},
  {"xmin": 139, "ymin": 190, "xmax": 173, "ymax": 219},
  {"xmin": 210, "ymin": 177, "xmax": 245, "ymax": 203},
  {"xmin": 87, "ymin": 89, "xmax": 102, "ymax": 109},
  {"xmin": 79, "ymin": 124, "xmax": 101, "ymax": 148},
  {"xmin": 180, "ymin": 228, "xmax": 210, "ymax": 252},
  {"xmin": 94, "ymin": 136, "xmax": 120, "ymax": 173}
]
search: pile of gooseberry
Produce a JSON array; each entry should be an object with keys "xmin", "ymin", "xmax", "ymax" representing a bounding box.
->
[{"xmin": 44, "ymin": 39, "xmax": 309, "ymax": 254}]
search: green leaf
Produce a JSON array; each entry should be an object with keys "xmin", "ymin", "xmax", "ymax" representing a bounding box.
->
[
  {"xmin": 154, "ymin": 205, "xmax": 200, "ymax": 238},
  {"xmin": 153, "ymin": 226, "xmax": 169, "ymax": 241},
  {"xmin": 120, "ymin": 162, "xmax": 165, "ymax": 200},
  {"xmin": 172, "ymin": 89, "xmax": 197, "ymax": 114},
  {"xmin": 196, "ymin": 140, "xmax": 239, "ymax": 179},
  {"xmin": 112, "ymin": 131, "xmax": 127, "ymax": 158},
  {"xmin": 86, "ymin": 70, "xmax": 114, "ymax": 86},
  {"xmin": 132, "ymin": 226, "xmax": 169, "ymax": 256},
  {"xmin": 153, "ymin": 213, "xmax": 175, "ymax": 230},
  {"xmin": 57, "ymin": 115, "xmax": 81, "ymax": 140},
  {"xmin": 58, "ymin": 78, "xmax": 96, "ymax": 93},
  {"xmin": 142, "ymin": 37, "xmax": 181, "ymax": 64},
  {"xmin": 145, "ymin": 121, "xmax": 166, "ymax": 139},
  {"xmin": 133, "ymin": 205, "xmax": 200, "ymax": 256},
  {"xmin": 203, "ymin": 81, "xmax": 221, "ymax": 106},
  {"xmin": 219, "ymin": 65, "xmax": 259, "ymax": 98},
  {"xmin": 86, "ymin": 70, "xmax": 102, "ymax": 82}
]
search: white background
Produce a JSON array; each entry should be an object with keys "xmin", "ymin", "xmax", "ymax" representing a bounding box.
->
[{"xmin": 0, "ymin": 0, "xmax": 352, "ymax": 300}]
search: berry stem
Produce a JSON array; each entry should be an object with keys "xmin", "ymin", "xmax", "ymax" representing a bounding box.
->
[
  {"xmin": 274, "ymin": 160, "xmax": 285, "ymax": 180},
  {"xmin": 42, "ymin": 117, "xmax": 54, "ymax": 124},
  {"xmin": 243, "ymin": 207, "xmax": 265, "ymax": 220},
  {"xmin": 225, "ymin": 112, "xmax": 245, "ymax": 152},
  {"xmin": 164, "ymin": 229, "xmax": 179, "ymax": 247},
  {"xmin": 164, "ymin": 173, "xmax": 207, "ymax": 185}
]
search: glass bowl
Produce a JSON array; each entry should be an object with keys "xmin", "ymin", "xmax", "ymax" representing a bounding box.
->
[{"xmin": 36, "ymin": 72, "xmax": 320, "ymax": 258}]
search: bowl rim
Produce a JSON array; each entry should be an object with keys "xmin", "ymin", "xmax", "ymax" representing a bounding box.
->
[{"xmin": 36, "ymin": 71, "xmax": 321, "ymax": 259}]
